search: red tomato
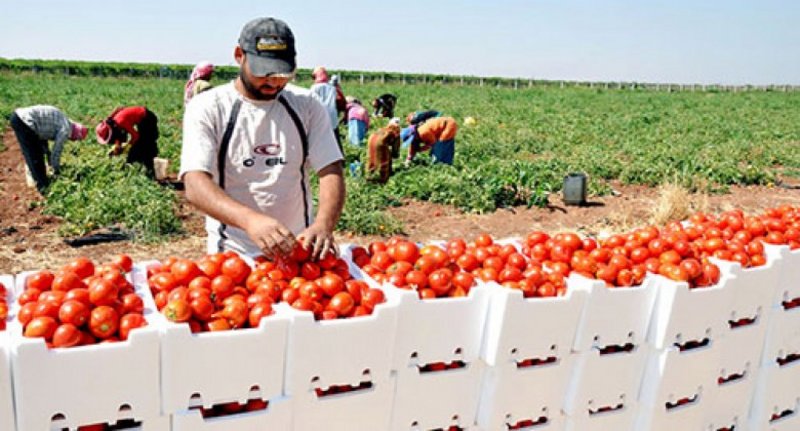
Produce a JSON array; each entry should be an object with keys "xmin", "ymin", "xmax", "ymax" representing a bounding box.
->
[
  {"xmin": 221, "ymin": 257, "xmax": 251, "ymax": 285},
  {"xmin": 33, "ymin": 301, "xmax": 61, "ymax": 320},
  {"xmin": 24, "ymin": 316, "xmax": 58, "ymax": 339},
  {"xmin": 206, "ymin": 318, "xmax": 231, "ymax": 332},
  {"xmin": 163, "ymin": 299, "xmax": 192, "ymax": 323},
  {"xmin": 149, "ymin": 272, "xmax": 178, "ymax": 293},
  {"xmin": 89, "ymin": 306, "xmax": 120, "ymax": 339},
  {"xmin": 111, "ymin": 254, "xmax": 133, "ymax": 273},
  {"xmin": 26, "ymin": 271, "xmax": 55, "ymax": 291},
  {"xmin": 171, "ymin": 259, "xmax": 202, "ymax": 287},
  {"xmin": 58, "ymin": 300, "xmax": 90, "ymax": 327},
  {"xmin": 361, "ymin": 288, "xmax": 385, "ymax": 311},
  {"xmin": 17, "ymin": 302, "xmax": 37, "ymax": 326},
  {"xmin": 395, "ymin": 241, "xmax": 420, "ymax": 263},
  {"xmin": 52, "ymin": 271, "xmax": 86, "ymax": 292},
  {"xmin": 300, "ymin": 262, "xmax": 321, "ymax": 280},
  {"xmin": 215, "ymin": 299, "xmax": 248, "ymax": 328},
  {"xmin": 290, "ymin": 241, "xmax": 312, "ymax": 262},
  {"xmin": 119, "ymin": 313, "xmax": 147, "ymax": 341},
  {"xmin": 249, "ymin": 302, "xmax": 273, "ymax": 327},
  {"xmin": 52, "ymin": 323, "xmax": 82, "ymax": 348},
  {"xmin": 210, "ymin": 275, "xmax": 236, "ymax": 301},
  {"xmin": 328, "ymin": 292, "xmax": 355, "ymax": 317},
  {"xmin": 88, "ymin": 279, "xmax": 119, "ymax": 307},
  {"xmin": 64, "ymin": 257, "xmax": 95, "ymax": 279},
  {"xmin": 428, "ymin": 269, "xmax": 453, "ymax": 296},
  {"xmin": 318, "ymin": 273, "xmax": 345, "ymax": 297}
]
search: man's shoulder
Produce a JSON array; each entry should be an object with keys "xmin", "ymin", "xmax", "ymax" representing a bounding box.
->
[
  {"xmin": 196, "ymin": 82, "xmax": 236, "ymax": 102},
  {"xmin": 187, "ymin": 82, "xmax": 238, "ymax": 113},
  {"xmin": 281, "ymin": 84, "xmax": 323, "ymax": 111}
]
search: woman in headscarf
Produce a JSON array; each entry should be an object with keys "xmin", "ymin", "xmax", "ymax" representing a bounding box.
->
[{"xmin": 184, "ymin": 61, "xmax": 215, "ymax": 106}]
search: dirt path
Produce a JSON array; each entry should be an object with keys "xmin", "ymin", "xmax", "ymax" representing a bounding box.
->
[{"xmin": 1, "ymin": 130, "xmax": 798, "ymax": 273}]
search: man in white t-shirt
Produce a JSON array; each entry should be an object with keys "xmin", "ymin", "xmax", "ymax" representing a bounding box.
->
[{"xmin": 180, "ymin": 17, "xmax": 345, "ymax": 260}]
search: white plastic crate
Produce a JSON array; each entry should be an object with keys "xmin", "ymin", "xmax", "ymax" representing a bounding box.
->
[
  {"xmin": 570, "ymin": 273, "xmax": 657, "ymax": 352},
  {"xmin": 762, "ymin": 306, "xmax": 800, "ymax": 368},
  {"xmin": 171, "ymin": 396, "xmax": 292, "ymax": 431},
  {"xmin": 477, "ymin": 355, "xmax": 574, "ymax": 431},
  {"xmin": 564, "ymin": 400, "xmax": 638, "ymax": 431},
  {"xmin": 703, "ymin": 328, "xmax": 763, "ymax": 431},
  {"xmin": 564, "ymin": 346, "xmax": 649, "ymax": 419},
  {"xmin": 342, "ymin": 243, "xmax": 492, "ymax": 369},
  {"xmin": 0, "ymin": 274, "xmax": 15, "ymax": 431},
  {"xmin": 712, "ymin": 243, "xmax": 783, "ymax": 329},
  {"xmin": 132, "ymin": 262, "xmax": 291, "ymax": 415},
  {"xmin": 393, "ymin": 361, "xmax": 485, "ymax": 431},
  {"xmin": 646, "ymin": 273, "xmax": 733, "ymax": 350},
  {"xmin": 282, "ymin": 283, "xmax": 400, "ymax": 395},
  {"xmin": 749, "ymin": 359, "xmax": 800, "ymax": 431},
  {"xmin": 636, "ymin": 344, "xmax": 720, "ymax": 431},
  {"xmin": 771, "ymin": 245, "xmax": 800, "ymax": 307},
  {"xmin": 10, "ymin": 270, "xmax": 163, "ymax": 431},
  {"xmin": 481, "ymin": 279, "xmax": 587, "ymax": 367},
  {"xmin": 391, "ymin": 282, "xmax": 491, "ymax": 370},
  {"xmin": 292, "ymin": 375, "xmax": 396, "ymax": 431}
]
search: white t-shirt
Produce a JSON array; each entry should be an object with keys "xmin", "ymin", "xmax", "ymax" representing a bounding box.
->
[
  {"xmin": 309, "ymin": 82, "xmax": 339, "ymax": 129},
  {"xmin": 180, "ymin": 82, "xmax": 343, "ymax": 256}
]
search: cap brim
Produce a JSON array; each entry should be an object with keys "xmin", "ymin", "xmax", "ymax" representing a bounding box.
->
[{"xmin": 246, "ymin": 52, "xmax": 295, "ymax": 77}]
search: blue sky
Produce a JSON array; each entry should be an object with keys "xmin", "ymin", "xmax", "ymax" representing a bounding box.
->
[{"xmin": 1, "ymin": 0, "xmax": 798, "ymax": 85}]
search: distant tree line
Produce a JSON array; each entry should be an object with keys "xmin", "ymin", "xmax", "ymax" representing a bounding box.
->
[{"xmin": 1, "ymin": 58, "xmax": 797, "ymax": 92}]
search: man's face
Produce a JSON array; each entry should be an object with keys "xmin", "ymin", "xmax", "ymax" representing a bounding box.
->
[{"xmin": 237, "ymin": 49, "xmax": 293, "ymax": 100}]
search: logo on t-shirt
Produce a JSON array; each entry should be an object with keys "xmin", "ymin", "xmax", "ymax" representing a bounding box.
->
[
  {"xmin": 254, "ymin": 142, "xmax": 281, "ymax": 156},
  {"xmin": 244, "ymin": 142, "xmax": 286, "ymax": 168}
]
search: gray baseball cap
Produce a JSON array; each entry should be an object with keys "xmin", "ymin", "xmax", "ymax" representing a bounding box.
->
[{"xmin": 238, "ymin": 17, "xmax": 296, "ymax": 77}]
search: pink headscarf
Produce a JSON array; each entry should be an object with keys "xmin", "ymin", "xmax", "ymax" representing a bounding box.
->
[
  {"xmin": 184, "ymin": 61, "xmax": 215, "ymax": 105},
  {"xmin": 70, "ymin": 122, "xmax": 88, "ymax": 141},
  {"xmin": 312, "ymin": 66, "xmax": 329, "ymax": 83}
]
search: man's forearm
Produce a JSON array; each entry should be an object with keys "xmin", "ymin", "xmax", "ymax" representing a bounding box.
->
[{"xmin": 183, "ymin": 171, "xmax": 262, "ymax": 231}]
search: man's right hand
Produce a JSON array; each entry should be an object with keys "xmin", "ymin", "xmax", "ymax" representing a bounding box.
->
[{"xmin": 243, "ymin": 214, "xmax": 296, "ymax": 259}]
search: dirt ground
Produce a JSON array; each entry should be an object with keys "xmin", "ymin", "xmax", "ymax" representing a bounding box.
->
[{"xmin": 1, "ymin": 130, "xmax": 798, "ymax": 274}]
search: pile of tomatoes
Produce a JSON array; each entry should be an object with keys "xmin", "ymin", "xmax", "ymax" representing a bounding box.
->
[
  {"xmin": 521, "ymin": 226, "xmax": 721, "ymax": 289},
  {"xmin": 266, "ymin": 242, "xmax": 385, "ymax": 320},
  {"xmin": 147, "ymin": 245, "xmax": 386, "ymax": 329},
  {"xmin": 16, "ymin": 255, "xmax": 147, "ymax": 348},
  {"xmin": 351, "ymin": 237, "xmax": 478, "ymax": 299},
  {"xmin": 0, "ymin": 281, "xmax": 8, "ymax": 331}
]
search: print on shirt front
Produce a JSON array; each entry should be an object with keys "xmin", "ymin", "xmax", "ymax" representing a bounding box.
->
[{"xmin": 246, "ymin": 141, "xmax": 285, "ymax": 167}]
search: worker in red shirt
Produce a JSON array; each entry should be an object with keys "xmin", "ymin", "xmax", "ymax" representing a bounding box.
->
[{"xmin": 95, "ymin": 106, "xmax": 160, "ymax": 178}]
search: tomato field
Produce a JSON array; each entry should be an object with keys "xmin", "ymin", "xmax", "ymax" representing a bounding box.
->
[{"xmin": 1, "ymin": 59, "xmax": 799, "ymax": 241}]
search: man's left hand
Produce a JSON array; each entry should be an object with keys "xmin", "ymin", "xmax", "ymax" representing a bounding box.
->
[{"xmin": 299, "ymin": 224, "xmax": 337, "ymax": 261}]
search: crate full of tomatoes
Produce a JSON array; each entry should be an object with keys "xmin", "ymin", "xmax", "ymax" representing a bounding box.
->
[
  {"xmin": 9, "ymin": 256, "xmax": 165, "ymax": 431},
  {"xmin": 279, "ymin": 243, "xmax": 400, "ymax": 431},
  {"xmin": 0, "ymin": 275, "xmax": 16, "ymax": 431},
  {"xmin": 466, "ymin": 233, "xmax": 589, "ymax": 366},
  {"xmin": 346, "ymin": 237, "xmax": 491, "ymax": 370},
  {"xmin": 137, "ymin": 251, "xmax": 291, "ymax": 425}
]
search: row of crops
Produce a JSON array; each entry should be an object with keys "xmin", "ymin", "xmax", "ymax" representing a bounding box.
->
[{"xmin": 1, "ymin": 59, "xmax": 799, "ymax": 241}]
